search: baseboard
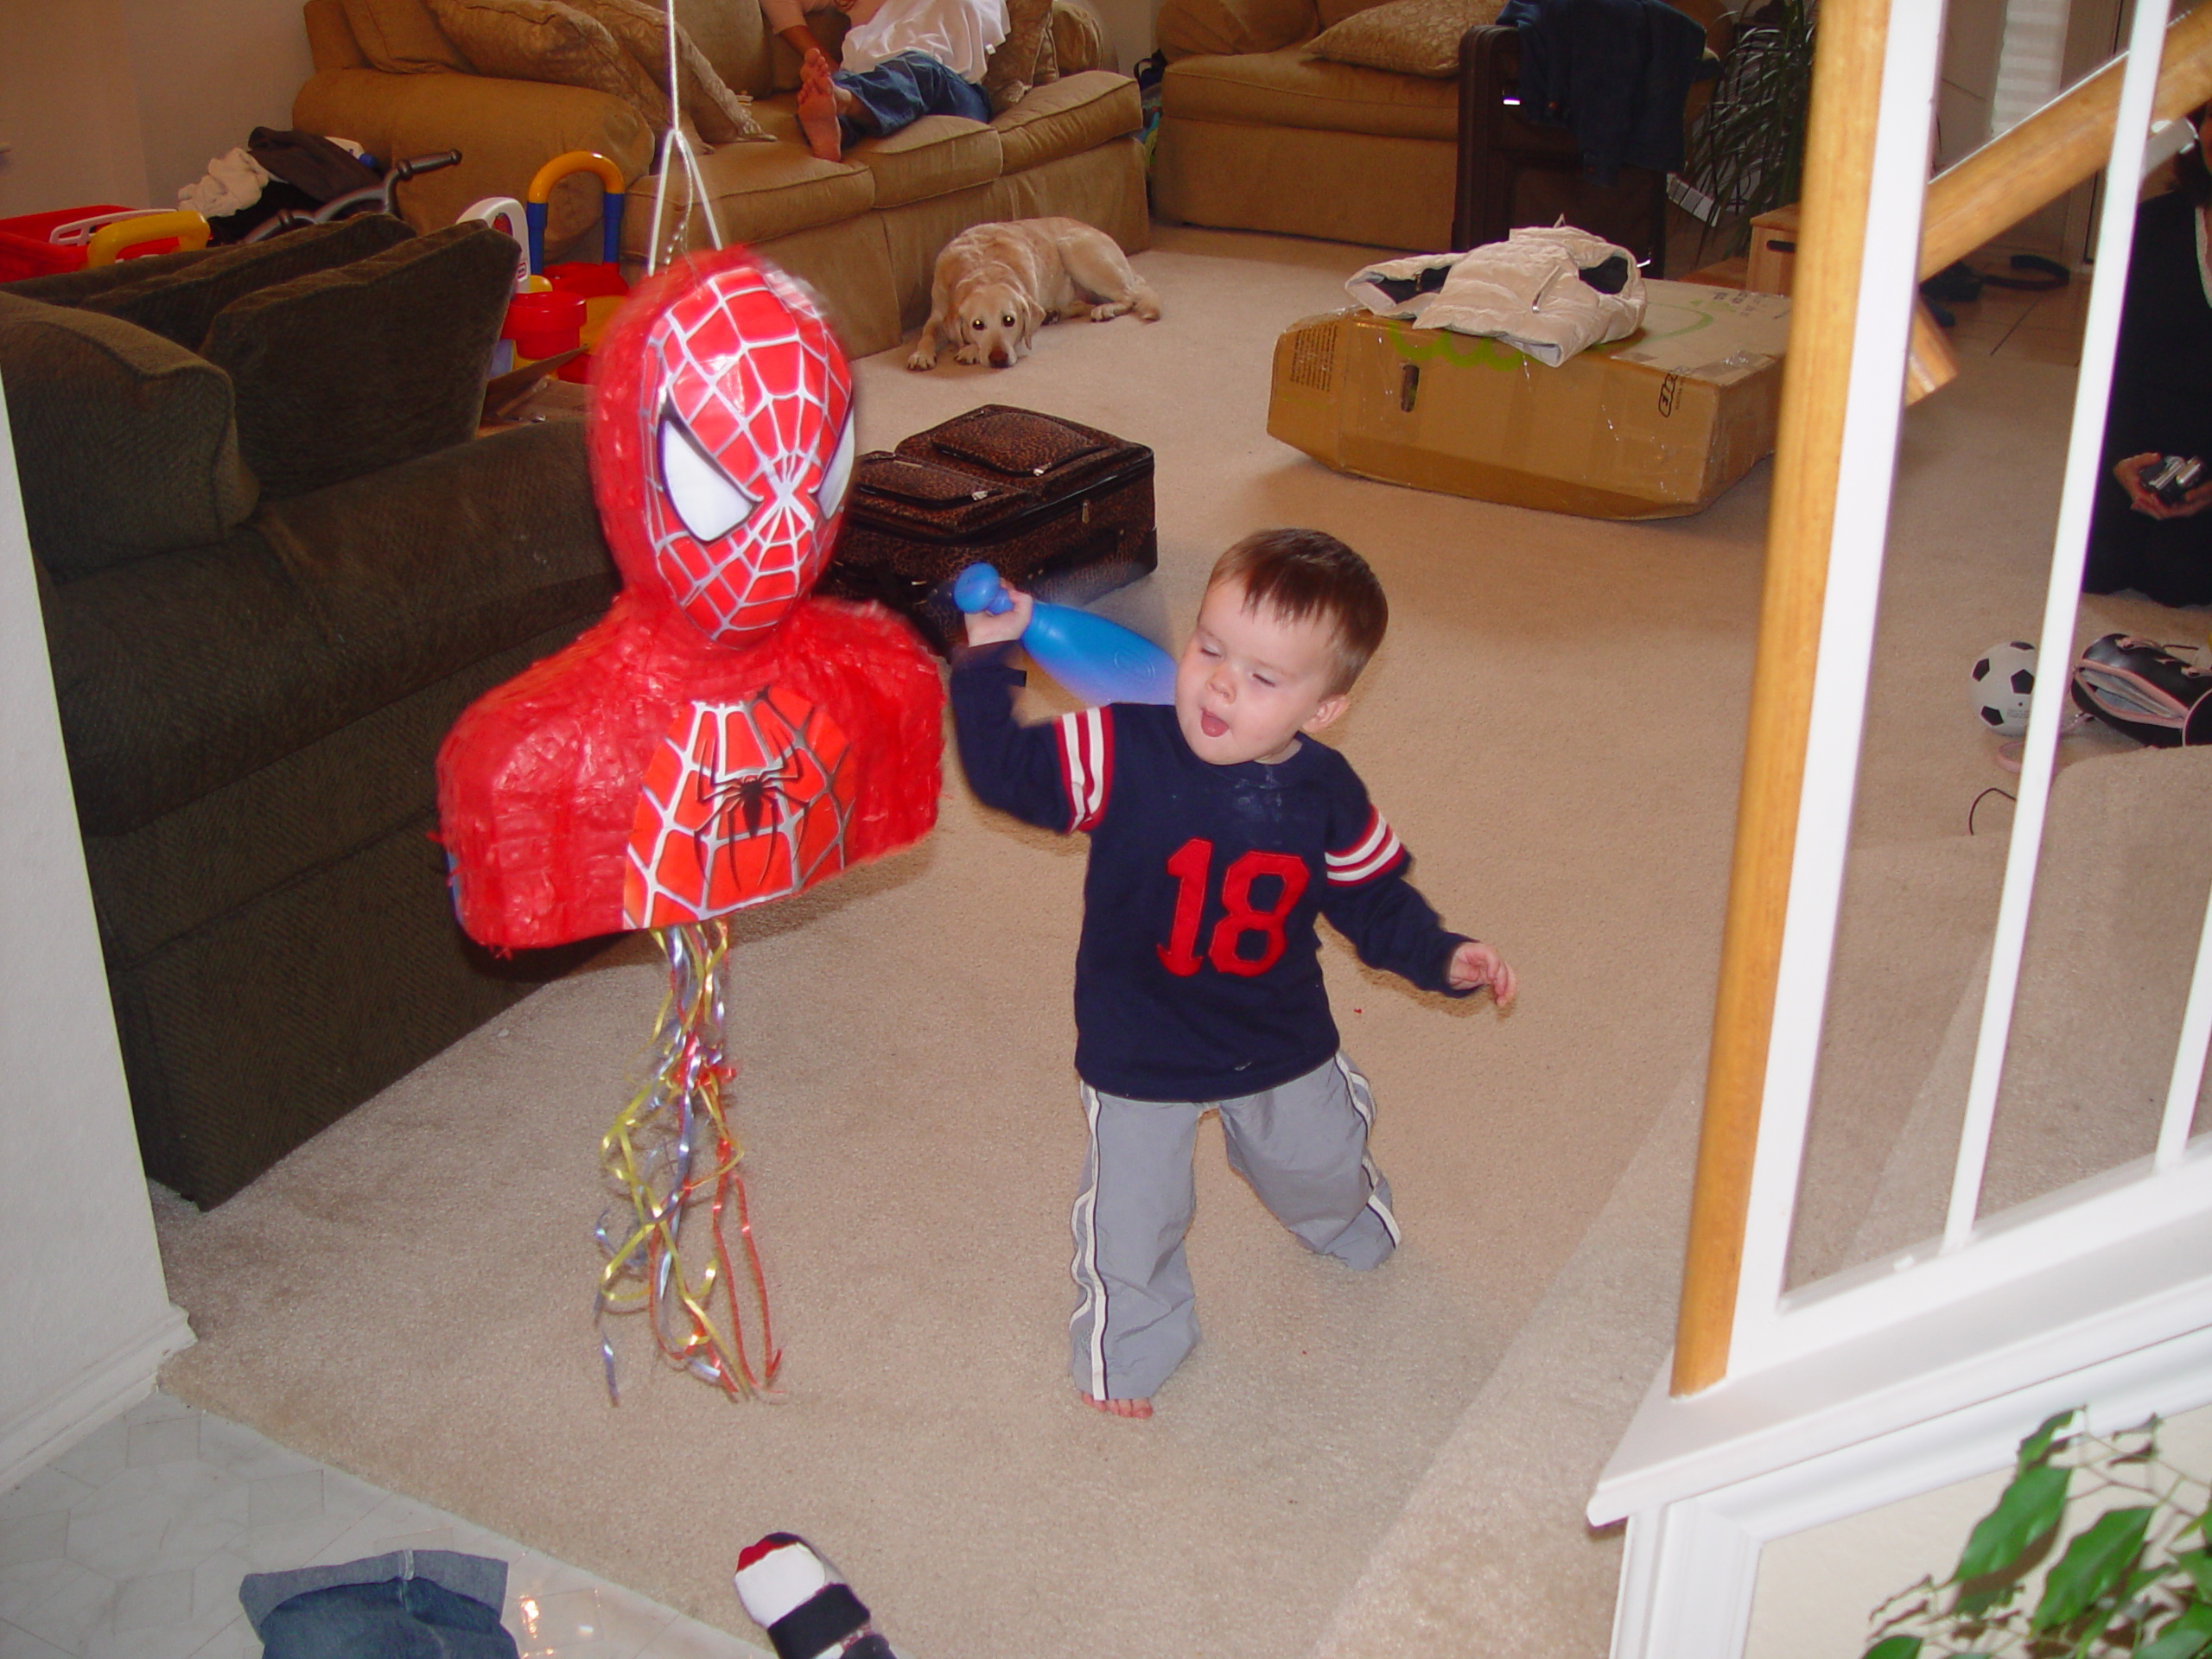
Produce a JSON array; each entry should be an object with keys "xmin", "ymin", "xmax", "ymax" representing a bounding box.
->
[{"xmin": 0, "ymin": 1303, "xmax": 195, "ymax": 1491}]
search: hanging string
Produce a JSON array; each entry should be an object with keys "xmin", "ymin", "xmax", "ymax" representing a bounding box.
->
[{"xmin": 645, "ymin": 0, "xmax": 728, "ymax": 274}]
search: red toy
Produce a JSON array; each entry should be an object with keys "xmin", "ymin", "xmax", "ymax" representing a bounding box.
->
[{"xmin": 438, "ymin": 247, "xmax": 941, "ymax": 950}]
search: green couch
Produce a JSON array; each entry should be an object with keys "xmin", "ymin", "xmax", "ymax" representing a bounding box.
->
[{"xmin": 5, "ymin": 216, "xmax": 618, "ymax": 1205}]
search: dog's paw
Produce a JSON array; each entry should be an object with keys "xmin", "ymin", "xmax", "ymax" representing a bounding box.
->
[
  {"xmin": 954, "ymin": 346, "xmax": 982, "ymax": 365},
  {"xmin": 1090, "ymin": 302, "xmax": 1130, "ymax": 322},
  {"xmin": 906, "ymin": 347, "xmax": 937, "ymax": 371}
]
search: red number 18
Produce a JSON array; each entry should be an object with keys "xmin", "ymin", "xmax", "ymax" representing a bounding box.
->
[{"xmin": 1156, "ymin": 837, "xmax": 1309, "ymax": 978}]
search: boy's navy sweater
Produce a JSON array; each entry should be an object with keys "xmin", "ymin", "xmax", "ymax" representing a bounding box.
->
[{"xmin": 952, "ymin": 645, "xmax": 1472, "ymax": 1101}]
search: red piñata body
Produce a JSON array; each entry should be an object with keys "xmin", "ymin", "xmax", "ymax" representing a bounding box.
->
[{"xmin": 436, "ymin": 247, "xmax": 942, "ymax": 949}]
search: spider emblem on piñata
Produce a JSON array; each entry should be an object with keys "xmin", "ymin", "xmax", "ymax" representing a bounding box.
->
[
  {"xmin": 435, "ymin": 246, "xmax": 942, "ymax": 1401},
  {"xmin": 625, "ymin": 689, "xmax": 853, "ymax": 927}
]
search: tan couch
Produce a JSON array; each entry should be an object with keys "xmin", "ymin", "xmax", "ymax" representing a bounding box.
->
[
  {"xmin": 295, "ymin": 0, "xmax": 1147, "ymax": 356},
  {"xmin": 1149, "ymin": 0, "xmax": 1727, "ymax": 257}
]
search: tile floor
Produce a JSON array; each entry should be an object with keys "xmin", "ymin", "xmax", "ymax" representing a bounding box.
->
[
  {"xmin": 0, "ymin": 1390, "xmax": 769, "ymax": 1659},
  {"xmin": 1936, "ymin": 250, "xmax": 2092, "ymax": 366}
]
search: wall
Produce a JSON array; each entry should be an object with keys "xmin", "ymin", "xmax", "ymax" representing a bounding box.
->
[
  {"xmin": 0, "ymin": 377, "xmax": 193, "ymax": 1491},
  {"xmin": 118, "ymin": 0, "xmax": 315, "ymax": 207},
  {"xmin": 0, "ymin": 0, "xmax": 151, "ymax": 216},
  {"xmin": 1745, "ymin": 1403, "xmax": 2212, "ymax": 1659},
  {"xmin": 1085, "ymin": 0, "xmax": 1157, "ymax": 74},
  {"xmin": 0, "ymin": 0, "xmax": 310, "ymax": 219}
]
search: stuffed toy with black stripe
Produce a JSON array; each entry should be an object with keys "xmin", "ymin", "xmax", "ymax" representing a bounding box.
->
[{"xmin": 734, "ymin": 1534, "xmax": 899, "ymax": 1659}]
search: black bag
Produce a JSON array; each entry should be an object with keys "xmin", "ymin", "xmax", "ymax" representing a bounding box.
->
[
  {"xmin": 2069, "ymin": 632, "xmax": 2212, "ymax": 747},
  {"xmin": 822, "ymin": 404, "xmax": 1156, "ymax": 655}
]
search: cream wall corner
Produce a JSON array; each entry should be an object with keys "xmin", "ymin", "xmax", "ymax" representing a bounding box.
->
[{"xmin": 0, "ymin": 372, "xmax": 192, "ymax": 1495}]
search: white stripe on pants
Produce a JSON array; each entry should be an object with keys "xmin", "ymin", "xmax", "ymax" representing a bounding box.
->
[{"xmin": 1068, "ymin": 1053, "xmax": 1397, "ymax": 1401}]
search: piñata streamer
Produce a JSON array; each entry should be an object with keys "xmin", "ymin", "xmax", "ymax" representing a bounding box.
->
[{"xmin": 594, "ymin": 922, "xmax": 779, "ymax": 1401}]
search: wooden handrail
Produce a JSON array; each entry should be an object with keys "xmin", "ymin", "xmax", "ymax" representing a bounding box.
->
[
  {"xmin": 1670, "ymin": 0, "xmax": 1890, "ymax": 1399},
  {"xmin": 1921, "ymin": 3, "xmax": 2212, "ymax": 283}
]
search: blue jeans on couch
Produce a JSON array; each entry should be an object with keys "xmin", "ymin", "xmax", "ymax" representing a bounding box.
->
[{"xmin": 836, "ymin": 49, "xmax": 991, "ymax": 147}]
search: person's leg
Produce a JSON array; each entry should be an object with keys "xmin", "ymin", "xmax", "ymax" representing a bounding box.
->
[
  {"xmin": 1217, "ymin": 1052, "xmax": 1399, "ymax": 1270},
  {"xmin": 1070, "ymin": 1084, "xmax": 1205, "ymax": 1414},
  {"xmin": 831, "ymin": 51, "xmax": 991, "ymax": 143}
]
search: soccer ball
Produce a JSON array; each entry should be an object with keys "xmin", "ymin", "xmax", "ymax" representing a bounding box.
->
[{"xmin": 1970, "ymin": 640, "xmax": 2037, "ymax": 736}]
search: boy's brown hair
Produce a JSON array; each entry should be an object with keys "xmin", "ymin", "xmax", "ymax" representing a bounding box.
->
[{"xmin": 1209, "ymin": 528, "xmax": 1388, "ymax": 695}]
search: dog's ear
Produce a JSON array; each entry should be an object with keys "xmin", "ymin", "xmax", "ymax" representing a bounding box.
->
[{"xmin": 1021, "ymin": 292, "xmax": 1045, "ymax": 344}]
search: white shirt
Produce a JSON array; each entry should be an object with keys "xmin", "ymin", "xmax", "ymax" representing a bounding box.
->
[{"xmin": 837, "ymin": 0, "xmax": 1007, "ymax": 81}]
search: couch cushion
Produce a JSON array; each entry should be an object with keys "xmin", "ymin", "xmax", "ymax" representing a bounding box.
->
[
  {"xmin": 1306, "ymin": 0, "xmax": 1503, "ymax": 75},
  {"xmin": 566, "ymin": 0, "xmax": 769, "ymax": 142},
  {"xmin": 1157, "ymin": 0, "xmax": 1317, "ymax": 60},
  {"xmin": 625, "ymin": 110, "xmax": 876, "ymax": 249},
  {"xmin": 854, "ymin": 115, "xmax": 1003, "ymax": 210},
  {"xmin": 1316, "ymin": 0, "xmax": 1395, "ymax": 26},
  {"xmin": 340, "ymin": 0, "xmax": 475, "ymax": 70},
  {"xmin": 0, "ymin": 296, "xmax": 256, "ymax": 579},
  {"xmin": 982, "ymin": 0, "xmax": 1059, "ymax": 113},
  {"xmin": 992, "ymin": 71, "xmax": 1142, "ymax": 173},
  {"xmin": 45, "ymin": 419, "xmax": 613, "ymax": 838},
  {"xmin": 41, "ymin": 216, "xmax": 417, "ymax": 350},
  {"xmin": 306, "ymin": 0, "xmax": 372, "ymax": 70},
  {"xmin": 427, "ymin": 0, "xmax": 670, "ymax": 124},
  {"xmin": 199, "ymin": 222, "xmax": 514, "ymax": 499},
  {"xmin": 665, "ymin": 0, "xmax": 773, "ymax": 98},
  {"xmin": 1162, "ymin": 46, "xmax": 1455, "ymax": 140},
  {"xmin": 1050, "ymin": 0, "xmax": 1108, "ymax": 73}
]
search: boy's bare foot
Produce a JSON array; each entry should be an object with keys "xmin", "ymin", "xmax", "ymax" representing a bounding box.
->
[
  {"xmin": 1077, "ymin": 1389, "xmax": 1153, "ymax": 1419},
  {"xmin": 798, "ymin": 49, "xmax": 843, "ymax": 161}
]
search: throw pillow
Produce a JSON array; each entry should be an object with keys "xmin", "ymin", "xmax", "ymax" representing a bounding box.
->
[
  {"xmin": 1155, "ymin": 0, "xmax": 1315, "ymax": 60},
  {"xmin": 339, "ymin": 0, "xmax": 475, "ymax": 71},
  {"xmin": 982, "ymin": 0, "xmax": 1059, "ymax": 114},
  {"xmin": 1049, "ymin": 0, "xmax": 1107, "ymax": 76},
  {"xmin": 565, "ymin": 0, "xmax": 772, "ymax": 142},
  {"xmin": 0, "ymin": 295, "xmax": 256, "ymax": 578},
  {"xmin": 427, "ymin": 0, "xmax": 671, "ymax": 127},
  {"xmin": 200, "ymin": 222, "xmax": 517, "ymax": 499},
  {"xmin": 1306, "ymin": 0, "xmax": 1504, "ymax": 76}
]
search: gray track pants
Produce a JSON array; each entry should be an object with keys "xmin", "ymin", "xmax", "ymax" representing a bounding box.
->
[{"xmin": 1069, "ymin": 1052, "xmax": 1399, "ymax": 1401}]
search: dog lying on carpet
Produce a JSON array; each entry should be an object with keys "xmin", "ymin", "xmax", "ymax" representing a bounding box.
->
[{"xmin": 907, "ymin": 216, "xmax": 1161, "ymax": 371}]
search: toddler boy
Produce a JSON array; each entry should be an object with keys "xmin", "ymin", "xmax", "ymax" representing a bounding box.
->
[{"xmin": 952, "ymin": 529, "xmax": 1514, "ymax": 1417}]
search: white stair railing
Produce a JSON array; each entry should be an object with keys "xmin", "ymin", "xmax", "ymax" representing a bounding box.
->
[{"xmin": 1589, "ymin": 2, "xmax": 2212, "ymax": 1653}]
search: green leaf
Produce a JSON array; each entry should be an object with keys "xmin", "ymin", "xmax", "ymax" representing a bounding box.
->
[
  {"xmin": 2031, "ymin": 1505, "xmax": 2154, "ymax": 1630},
  {"xmin": 1956, "ymin": 1464, "xmax": 2072, "ymax": 1582},
  {"xmin": 2137, "ymin": 1601, "xmax": 2212, "ymax": 1659},
  {"xmin": 1862, "ymin": 1639, "xmax": 1923, "ymax": 1659},
  {"xmin": 2176, "ymin": 1546, "xmax": 2212, "ymax": 1600},
  {"xmin": 1954, "ymin": 1580, "xmax": 2018, "ymax": 1618},
  {"xmin": 2018, "ymin": 1409, "xmax": 2080, "ymax": 1472}
]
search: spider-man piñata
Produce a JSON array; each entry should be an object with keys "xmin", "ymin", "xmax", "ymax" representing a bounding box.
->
[{"xmin": 435, "ymin": 248, "xmax": 942, "ymax": 1400}]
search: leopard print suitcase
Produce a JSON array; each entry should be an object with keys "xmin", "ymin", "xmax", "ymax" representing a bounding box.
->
[{"xmin": 823, "ymin": 404, "xmax": 1157, "ymax": 655}]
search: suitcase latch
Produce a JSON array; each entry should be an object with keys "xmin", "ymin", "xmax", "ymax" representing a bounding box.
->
[{"xmin": 970, "ymin": 488, "xmax": 989, "ymax": 500}]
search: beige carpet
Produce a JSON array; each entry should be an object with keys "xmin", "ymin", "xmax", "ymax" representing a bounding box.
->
[{"xmin": 150, "ymin": 226, "xmax": 2198, "ymax": 1656}]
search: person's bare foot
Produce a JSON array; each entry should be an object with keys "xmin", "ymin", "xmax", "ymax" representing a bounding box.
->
[
  {"xmin": 1077, "ymin": 1389, "xmax": 1153, "ymax": 1420},
  {"xmin": 798, "ymin": 49, "xmax": 843, "ymax": 161}
]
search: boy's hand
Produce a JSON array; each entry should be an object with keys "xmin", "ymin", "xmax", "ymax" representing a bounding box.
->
[
  {"xmin": 963, "ymin": 585, "xmax": 1033, "ymax": 649},
  {"xmin": 1449, "ymin": 940, "xmax": 1516, "ymax": 1008}
]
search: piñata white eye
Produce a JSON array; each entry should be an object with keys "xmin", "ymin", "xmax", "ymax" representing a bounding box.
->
[
  {"xmin": 659, "ymin": 406, "xmax": 756, "ymax": 543},
  {"xmin": 816, "ymin": 414, "xmax": 856, "ymax": 521}
]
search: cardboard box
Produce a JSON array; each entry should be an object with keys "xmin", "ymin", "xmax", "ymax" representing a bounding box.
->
[
  {"xmin": 1745, "ymin": 203, "xmax": 1801, "ymax": 296},
  {"xmin": 1267, "ymin": 280, "xmax": 1792, "ymax": 520}
]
